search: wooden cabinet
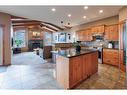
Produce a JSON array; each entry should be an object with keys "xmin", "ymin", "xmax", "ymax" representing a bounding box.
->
[
  {"xmin": 91, "ymin": 52, "xmax": 98, "ymax": 74},
  {"xmin": 56, "ymin": 51, "xmax": 98, "ymax": 89},
  {"xmin": 76, "ymin": 29, "xmax": 92, "ymax": 41},
  {"xmin": 82, "ymin": 53, "xmax": 92, "ymax": 79},
  {"xmin": 69, "ymin": 56, "xmax": 83, "ymax": 88},
  {"xmin": 104, "ymin": 24, "xmax": 118, "ymax": 41},
  {"xmin": 82, "ymin": 52, "xmax": 98, "ymax": 79},
  {"xmin": 103, "ymin": 49, "xmax": 126, "ymax": 72},
  {"xmin": 76, "ymin": 30, "xmax": 84, "ymax": 41},
  {"xmin": 103, "ymin": 49, "xmax": 119, "ymax": 66},
  {"xmin": 91, "ymin": 25, "xmax": 105, "ymax": 34}
]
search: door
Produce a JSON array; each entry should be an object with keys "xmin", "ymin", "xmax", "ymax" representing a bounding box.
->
[{"xmin": 0, "ymin": 26, "xmax": 3, "ymax": 65}]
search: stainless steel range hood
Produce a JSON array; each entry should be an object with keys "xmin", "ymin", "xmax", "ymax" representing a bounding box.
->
[
  {"xmin": 92, "ymin": 33, "xmax": 104, "ymax": 37},
  {"xmin": 92, "ymin": 33, "xmax": 104, "ymax": 41}
]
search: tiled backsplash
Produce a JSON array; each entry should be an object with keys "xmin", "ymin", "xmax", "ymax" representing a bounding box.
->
[{"xmin": 81, "ymin": 40, "xmax": 119, "ymax": 48}]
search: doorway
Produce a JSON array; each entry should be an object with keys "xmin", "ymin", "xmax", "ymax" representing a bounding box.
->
[{"xmin": 0, "ymin": 25, "xmax": 3, "ymax": 65}]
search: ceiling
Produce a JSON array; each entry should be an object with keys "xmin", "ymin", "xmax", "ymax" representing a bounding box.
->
[{"xmin": 0, "ymin": 6, "xmax": 124, "ymax": 27}]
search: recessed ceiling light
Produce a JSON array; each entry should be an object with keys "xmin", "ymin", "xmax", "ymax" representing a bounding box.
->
[
  {"xmin": 84, "ymin": 6, "xmax": 88, "ymax": 10},
  {"xmin": 83, "ymin": 16, "xmax": 86, "ymax": 19},
  {"xmin": 51, "ymin": 8, "xmax": 56, "ymax": 12},
  {"xmin": 99, "ymin": 10, "xmax": 103, "ymax": 13},
  {"xmin": 68, "ymin": 14, "xmax": 71, "ymax": 17}
]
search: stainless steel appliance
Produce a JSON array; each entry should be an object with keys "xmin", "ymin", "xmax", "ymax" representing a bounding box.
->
[
  {"xmin": 97, "ymin": 47, "xmax": 103, "ymax": 64},
  {"xmin": 93, "ymin": 47, "xmax": 103, "ymax": 63},
  {"xmin": 123, "ymin": 21, "xmax": 127, "ymax": 66}
]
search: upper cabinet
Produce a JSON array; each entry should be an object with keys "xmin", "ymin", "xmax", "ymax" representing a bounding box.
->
[
  {"xmin": 76, "ymin": 24, "xmax": 119, "ymax": 42},
  {"xmin": 91, "ymin": 25, "xmax": 105, "ymax": 34},
  {"xmin": 76, "ymin": 29, "xmax": 92, "ymax": 41},
  {"xmin": 104, "ymin": 24, "xmax": 119, "ymax": 41},
  {"xmin": 76, "ymin": 30, "xmax": 84, "ymax": 41}
]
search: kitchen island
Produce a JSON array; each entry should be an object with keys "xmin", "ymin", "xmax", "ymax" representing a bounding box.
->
[{"xmin": 56, "ymin": 49, "xmax": 98, "ymax": 89}]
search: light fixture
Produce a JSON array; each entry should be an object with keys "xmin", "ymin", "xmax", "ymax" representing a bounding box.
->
[
  {"xmin": 60, "ymin": 21, "xmax": 72, "ymax": 29},
  {"xmin": 51, "ymin": 8, "xmax": 56, "ymax": 12},
  {"xmin": 68, "ymin": 14, "xmax": 71, "ymax": 17},
  {"xmin": 99, "ymin": 10, "xmax": 103, "ymax": 13},
  {"xmin": 83, "ymin": 16, "xmax": 86, "ymax": 19},
  {"xmin": 84, "ymin": 6, "xmax": 88, "ymax": 10}
]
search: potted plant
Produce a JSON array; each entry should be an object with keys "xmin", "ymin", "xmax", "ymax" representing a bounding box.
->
[{"xmin": 72, "ymin": 41, "xmax": 81, "ymax": 52}]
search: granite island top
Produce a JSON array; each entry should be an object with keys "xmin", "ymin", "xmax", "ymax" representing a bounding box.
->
[{"xmin": 54, "ymin": 48, "xmax": 98, "ymax": 58}]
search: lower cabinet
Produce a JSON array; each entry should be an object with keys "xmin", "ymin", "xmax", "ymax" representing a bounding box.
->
[
  {"xmin": 103, "ymin": 49, "xmax": 119, "ymax": 66},
  {"xmin": 69, "ymin": 52, "xmax": 98, "ymax": 88},
  {"xmin": 56, "ymin": 51, "xmax": 98, "ymax": 89},
  {"xmin": 82, "ymin": 52, "xmax": 98, "ymax": 79},
  {"xmin": 69, "ymin": 56, "xmax": 83, "ymax": 88}
]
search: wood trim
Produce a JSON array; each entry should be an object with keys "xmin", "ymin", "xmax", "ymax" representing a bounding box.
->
[
  {"xmin": 13, "ymin": 23, "xmax": 41, "ymax": 27},
  {"xmin": 0, "ymin": 24, "xmax": 5, "ymax": 65},
  {"xmin": 43, "ymin": 22, "xmax": 64, "ymax": 30},
  {"xmin": 12, "ymin": 20, "xmax": 41, "ymax": 23},
  {"xmin": 40, "ymin": 24, "xmax": 58, "ymax": 32}
]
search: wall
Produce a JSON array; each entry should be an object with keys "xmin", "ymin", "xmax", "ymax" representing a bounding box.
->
[
  {"xmin": 72, "ymin": 15, "xmax": 119, "ymax": 32},
  {"xmin": 13, "ymin": 26, "xmax": 43, "ymax": 52},
  {"xmin": 53, "ymin": 15, "xmax": 119, "ymax": 43},
  {"xmin": 119, "ymin": 6, "xmax": 127, "ymax": 21},
  {"xmin": 0, "ymin": 12, "xmax": 11, "ymax": 65}
]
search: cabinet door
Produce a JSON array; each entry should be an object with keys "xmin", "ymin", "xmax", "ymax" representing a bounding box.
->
[
  {"xmin": 83, "ymin": 31, "xmax": 87, "ymax": 41},
  {"xmin": 104, "ymin": 26, "xmax": 110, "ymax": 40},
  {"xmin": 104, "ymin": 24, "xmax": 118, "ymax": 41},
  {"xmin": 91, "ymin": 52, "xmax": 98, "ymax": 74},
  {"xmin": 87, "ymin": 29, "xmax": 93, "ymax": 41},
  {"xmin": 83, "ymin": 54, "xmax": 92, "ymax": 77},
  {"xmin": 112, "ymin": 25, "xmax": 118, "ymax": 41},
  {"xmin": 69, "ymin": 56, "xmax": 83, "ymax": 87},
  {"xmin": 103, "ymin": 49, "xmax": 119, "ymax": 66},
  {"xmin": 76, "ymin": 31, "xmax": 83, "ymax": 41},
  {"xmin": 98, "ymin": 26, "xmax": 105, "ymax": 34}
]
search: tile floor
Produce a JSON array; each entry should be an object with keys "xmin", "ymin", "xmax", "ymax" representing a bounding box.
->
[
  {"xmin": 0, "ymin": 52, "xmax": 126, "ymax": 89},
  {"xmin": 76, "ymin": 64, "xmax": 126, "ymax": 89}
]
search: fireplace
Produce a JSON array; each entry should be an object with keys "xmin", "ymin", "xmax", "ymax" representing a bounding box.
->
[
  {"xmin": 32, "ymin": 43, "xmax": 40, "ymax": 49},
  {"xmin": 28, "ymin": 40, "xmax": 43, "ymax": 51}
]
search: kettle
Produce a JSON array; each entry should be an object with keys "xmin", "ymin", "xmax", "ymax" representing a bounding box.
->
[{"xmin": 108, "ymin": 43, "xmax": 113, "ymax": 48}]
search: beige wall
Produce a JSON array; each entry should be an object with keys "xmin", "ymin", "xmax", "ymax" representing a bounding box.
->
[
  {"xmin": 0, "ymin": 12, "xmax": 11, "ymax": 65},
  {"xmin": 71, "ymin": 15, "xmax": 119, "ymax": 32},
  {"xmin": 119, "ymin": 7, "xmax": 127, "ymax": 21},
  {"xmin": 55, "ymin": 15, "xmax": 119, "ymax": 43},
  {"xmin": 13, "ymin": 26, "xmax": 44, "ymax": 52}
]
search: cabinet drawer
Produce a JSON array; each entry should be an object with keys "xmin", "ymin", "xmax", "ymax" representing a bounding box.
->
[{"xmin": 103, "ymin": 58, "xmax": 111, "ymax": 63}]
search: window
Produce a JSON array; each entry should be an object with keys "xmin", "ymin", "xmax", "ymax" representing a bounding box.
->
[{"xmin": 13, "ymin": 30, "xmax": 26, "ymax": 48}]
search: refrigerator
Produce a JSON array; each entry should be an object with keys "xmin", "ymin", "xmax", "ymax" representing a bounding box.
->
[
  {"xmin": 0, "ymin": 26, "xmax": 3, "ymax": 65},
  {"xmin": 123, "ymin": 21, "xmax": 127, "ymax": 69}
]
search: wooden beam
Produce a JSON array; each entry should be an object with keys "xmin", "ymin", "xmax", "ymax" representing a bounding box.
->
[
  {"xmin": 43, "ymin": 22, "xmax": 64, "ymax": 30},
  {"xmin": 40, "ymin": 24, "xmax": 58, "ymax": 32},
  {"xmin": 13, "ymin": 23, "xmax": 40, "ymax": 27},
  {"xmin": 12, "ymin": 20, "xmax": 41, "ymax": 23}
]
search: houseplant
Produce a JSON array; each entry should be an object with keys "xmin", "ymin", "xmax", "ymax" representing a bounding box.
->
[{"xmin": 72, "ymin": 41, "xmax": 81, "ymax": 52}]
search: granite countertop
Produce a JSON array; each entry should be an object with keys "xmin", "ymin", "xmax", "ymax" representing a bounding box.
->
[
  {"xmin": 103, "ymin": 48, "xmax": 119, "ymax": 50},
  {"xmin": 56, "ymin": 48, "xmax": 98, "ymax": 58}
]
